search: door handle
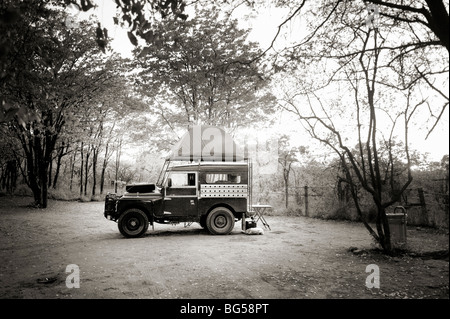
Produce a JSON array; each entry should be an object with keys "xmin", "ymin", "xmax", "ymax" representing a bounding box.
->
[{"xmin": 164, "ymin": 198, "xmax": 172, "ymax": 201}]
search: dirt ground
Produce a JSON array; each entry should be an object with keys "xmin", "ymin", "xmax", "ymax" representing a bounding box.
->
[{"xmin": 0, "ymin": 196, "xmax": 448, "ymax": 300}]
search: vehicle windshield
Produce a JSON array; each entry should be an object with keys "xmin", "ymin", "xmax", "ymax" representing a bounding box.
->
[{"xmin": 156, "ymin": 159, "xmax": 170, "ymax": 187}]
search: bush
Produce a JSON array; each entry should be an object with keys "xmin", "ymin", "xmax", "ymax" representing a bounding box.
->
[
  {"xmin": 13, "ymin": 184, "xmax": 33, "ymax": 197},
  {"xmin": 360, "ymin": 207, "xmax": 378, "ymax": 223},
  {"xmin": 9, "ymin": 183, "xmax": 108, "ymax": 202},
  {"xmin": 282, "ymin": 206, "xmax": 303, "ymax": 217},
  {"xmin": 317, "ymin": 204, "xmax": 359, "ymax": 221},
  {"xmin": 79, "ymin": 195, "xmax": 92, "ymax": 202},
  {"xmin": 47, "ymin": 188, "xmax": 79, "ymax": 201},
  {"xmin": 91, "ymin": 194, "xmax": 105, "ymax": 202},
  {"xmin": 332, "ymin": 206, "xmax": 354, "ymax": 221}
]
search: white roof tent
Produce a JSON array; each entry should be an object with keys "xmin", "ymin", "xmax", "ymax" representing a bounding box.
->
[
  {"xmin": 166, "ymin": 125, "xmax": 246, "ymax": 162},
  {"xmin": 157, "ymin": 126, "xmax": 253, "ymax": 211}
]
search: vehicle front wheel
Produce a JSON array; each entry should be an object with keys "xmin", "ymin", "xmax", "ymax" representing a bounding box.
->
[
  {"xmin": 206, "ymin": 207, "xmax": 235, "ymax": 235},
  {"xmin": 118, "ymin": 208, "xmax": 149, "ymax": 238}
]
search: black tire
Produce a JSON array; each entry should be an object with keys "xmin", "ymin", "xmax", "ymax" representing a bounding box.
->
[
  {"xmin": 118, "ymin": 208, "xmax": 149, "ymax": 238},
  {"xmin": 206, "ymin": 207, "xmax": 235, "ymax": 235}
]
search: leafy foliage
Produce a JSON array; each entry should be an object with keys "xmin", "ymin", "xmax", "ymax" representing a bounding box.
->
[
  {"xmin": 1, "ymin": 2, "xmax": 130, "ymax": 207},
  {"xmin": 132, "ymin": 7, "xmax": 276, "ymax": 138}
]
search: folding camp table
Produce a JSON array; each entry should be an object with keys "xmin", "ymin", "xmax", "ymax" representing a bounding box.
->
[{"xmin": 249, "ymin": 204, "xmax": 272, "ymax": 230}]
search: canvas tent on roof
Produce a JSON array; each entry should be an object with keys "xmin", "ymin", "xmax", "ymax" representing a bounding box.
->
[{"xmin": 167, "ymin": 125, "xmax": 245, "ymax": 162}]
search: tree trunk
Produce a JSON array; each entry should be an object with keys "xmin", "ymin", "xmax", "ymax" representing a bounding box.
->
[
  {"xmin": 84, "ymin": 149, "xmax": 90, "ymax": 196},
  {"xmin": 23, "ymin": 144, "xmax": 41, "ymax": 205},
  {"xmin": 304, "ymin": 186, "xmax": 309, "ymax": 217},
  {"xmin": 424, "ymin": 0, "xmax": 449, "ymax": 51},
  {"xmin": 23, "ymin": 126, "xmax": 56, "ymax": 208},
  {"xmin": 100, "ymin": 141, "xmax": 110, "ymax": 194},
  {"xmin": 91, "ymin": 121, "xmax": 103, "ymax": 197},
  {"xmin": 92, "ymin": 147, "xmax": 98, "ymax": 196},
  {"xmin": 29, "ymin": 133, "xmax": 45, "ymax": 207},
  {"xmin": 47, "ymin": 158, "xmax": 53, "ymax": 188},
  {"xmin": 114, "ymin": 138, "xmax": 122, "ymax": 193},
  {"xmin": 53, "ymin": 142, "xmax": 67, "ymax": 189},
  {"xmin": 376, "ymin": 205, "xmax": 392, "ymax": 252},
  {"xmin": 284, "ymin": 176, "xmax": 289, "ymax": 208},
  {"xmin": 2, "ymin": 160, "xmax": 18, "ymax": 194},
  {"xmin": 39, "ymin": 165, "xmax": 48, "ymax": 208},
  {"xmin": 100, "ymin": 162, "xmax": 106, "ymax": 194},
  {"xmin": 70, "ymin": 147, "xmax": 77, "ymax": 191},
  {"xmin": 283, "ymin": 163, "xmax": 292, "ymax": 208},
  {"xmin": 80, "ymin": 142, "xmax": 84, "ymax": 196}
]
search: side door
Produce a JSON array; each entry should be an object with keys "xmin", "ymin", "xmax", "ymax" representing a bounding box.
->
[{"xmin": 164, "ymin": 171, "xmax": 198, "ymax": 217}]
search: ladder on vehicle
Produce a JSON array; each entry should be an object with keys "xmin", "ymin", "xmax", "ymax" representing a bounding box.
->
[{"xmin": 247, "ymin": 157, "xmax": 253, "ymax": 213}]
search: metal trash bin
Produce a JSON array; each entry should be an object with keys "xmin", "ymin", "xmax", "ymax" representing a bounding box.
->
[{"xmin": 387, "ymin": 206, "xmax": 407, "ymax": 246}]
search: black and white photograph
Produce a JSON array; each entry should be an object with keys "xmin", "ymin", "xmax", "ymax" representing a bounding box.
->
[{"xmin": 0, "ymin": 0, "xmax": 448, "ymax": 310}]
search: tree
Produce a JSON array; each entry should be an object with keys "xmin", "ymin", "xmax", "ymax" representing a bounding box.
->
[
  {"xmin": 0, "ymin": 128, "xmax": 20, "ymax": 194},
  {"xmin": 278, "ymin": 9, "xmax": 427, "ymax": 251},
  {"xmin": 1, "ymin": 0, "xmax": 189, "ymax": 124},
  {"xmin": 133, "ymin": 7, "xmax": 276, "ymax": 132},
  {"xmin": 58, "ymin": 73, "xmax": 145, "ymax": 198},
  {"xmin": 1, "ymin": 3, "xmax": 126, "ymax": 207},
  {"xmin": 99, "ymin": 119, "xmax": 116, "ymax": 194},
  {"xmin": 278, "ymin": 135, "xmax": 299, "ymax": 208},
  {"xmin": 264, "ymin": 0, "xmax": 448, "ymax": 138},
  {"xmin": 363, "ymin": 0, "xmax": 448, "ymax": 50},
  {"xmin": 264, "ymin": 0, "xmax": 448, "ymax": 51}
]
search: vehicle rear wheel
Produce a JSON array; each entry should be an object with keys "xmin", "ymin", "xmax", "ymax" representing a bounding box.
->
[
  {"xmin": 118, "ymin": 208, "xmax": 149, "ymax": 238},
  {"xmin": 206, "ymin": 207, "xmax": 235, "ymax": 235}
]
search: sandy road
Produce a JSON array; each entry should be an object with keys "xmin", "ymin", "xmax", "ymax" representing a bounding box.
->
[{"xmin": 0, "ymin": 196, "xmax": 448, "ymax": 300}]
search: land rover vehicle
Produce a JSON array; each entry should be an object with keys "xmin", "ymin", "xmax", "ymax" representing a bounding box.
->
[
  {"xmin": 104, "ymin": 160, "xmax": 252, "ymax": 237},
  {"xmin": 103, "ymin": 124, "xmax": 259, "ymax": 238}
]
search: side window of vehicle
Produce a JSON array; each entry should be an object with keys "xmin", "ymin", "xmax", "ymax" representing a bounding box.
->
[
  {"xmin": 169, "ymin": 172, "xmax": 196, "ymax": 187},
  {"xmin": 206, "ymin": 173, "xmax": 241, "ymax": 184},
  {"xmin": 187, "ymin": 173, "xmax": 196, "ymax": 186}
]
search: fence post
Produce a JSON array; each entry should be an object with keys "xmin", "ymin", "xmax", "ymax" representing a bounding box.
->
[{"xmin": 304, "ymin": 186, "xmax": 309, "ymax": 217}]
